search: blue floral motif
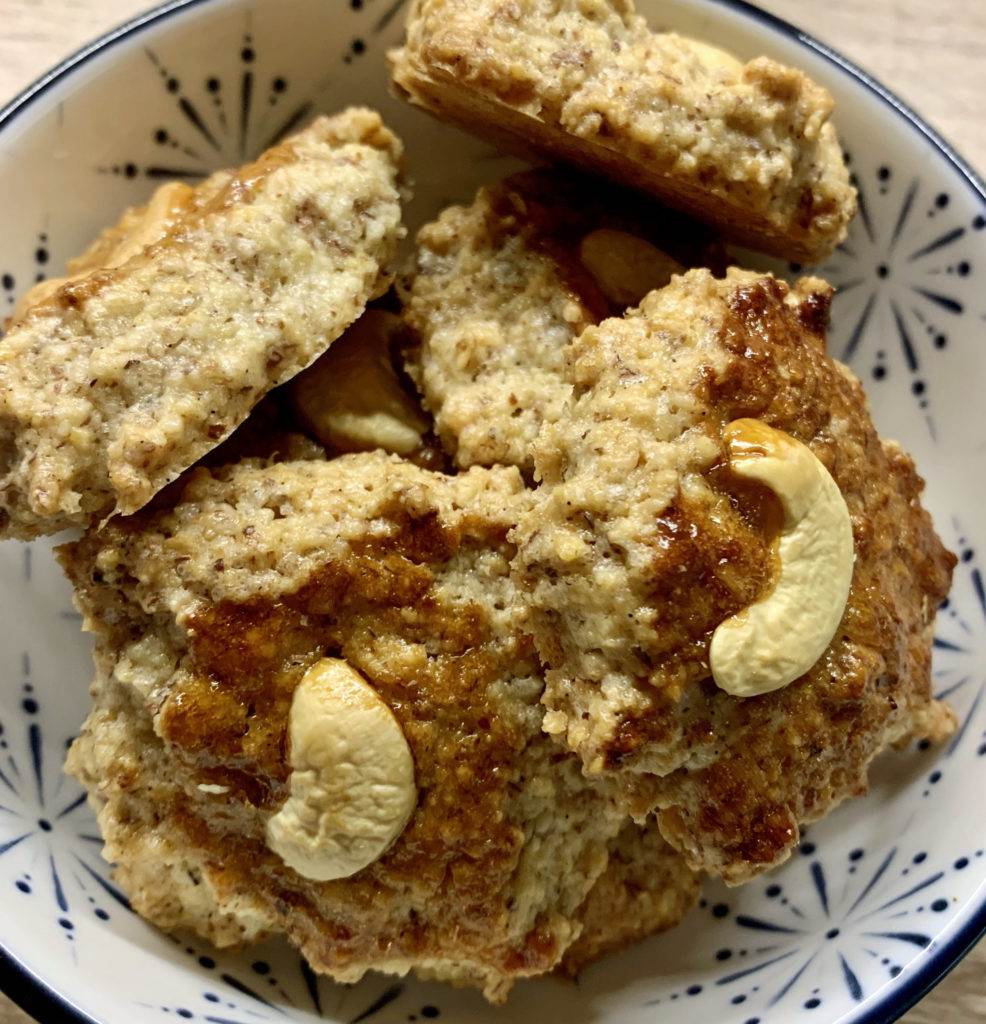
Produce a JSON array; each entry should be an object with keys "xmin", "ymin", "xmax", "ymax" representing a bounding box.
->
[
  {"xmin": 932, "ymin": 525, "xmax": 985, "ymax": 716},
  {"xmin": 0, "ymin": 660, "xmax": 128, "ymax": 948},
  {"xmin": 819, "ymin": 159, "xmax": 984, "ymax": 435},
  {"xmin": 146, "ymin": 943, "xmax": 420, "ymax": 1023},
  {"xmin": 649, "ymin": 840, "xmax": 985, "ymax": 1021},
  {"xmin": 99, "ymin": 2, "xmax": 410, "ymax": 183},
  {"xmin": 0, "ymin": 666, "xmax": 425, "ymax": 1023},
  {"xmin": 0, "ymin": 232, "xmax": 51, "ymax": 326},
  {"xmin": 633, "ymin": 521, "xmax": 986, "ymax": 1023},
  {"xmin": 135, "ymin": 951, "xmax": 432, "ymax": 1024}
]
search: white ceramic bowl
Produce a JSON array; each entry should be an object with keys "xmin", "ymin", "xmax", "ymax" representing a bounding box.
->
[{"xmin": 0, "ymin": 2, "xmax": 984, "ymax": 1023}]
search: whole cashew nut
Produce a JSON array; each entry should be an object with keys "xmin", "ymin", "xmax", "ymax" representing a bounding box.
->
[
  {"xmin": 709, "ymin": 419, "xmax": 854, "ymax": 698},
  {"xmin": 290, "ymin": 310, "xmax": 429, "ymax": 456},
  {"xmin": 266, "ymin": 658, "xmax": 416, "ymax": 881},
  {"xmin": 578, "ymin": 229, "xmax": 684, "ymax": 309}
]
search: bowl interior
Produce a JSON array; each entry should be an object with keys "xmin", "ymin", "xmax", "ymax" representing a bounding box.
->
[{"xmin": 1, "ymin": 2, "xmax": 984, "ymax": 1023}]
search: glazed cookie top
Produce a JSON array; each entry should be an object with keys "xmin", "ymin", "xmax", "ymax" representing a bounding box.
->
[
  {"xmin": 61, "ymin": 452, "xmax": 696, "ymax": 1001},
  {"xmin": 514, "ymin": 267, "xmax": 954, "ymax": 881}
]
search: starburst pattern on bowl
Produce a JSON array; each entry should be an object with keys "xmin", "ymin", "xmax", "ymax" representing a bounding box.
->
[
  {"xmin": 0, "ymin": 655, "xmax": 127, "ymax": 950},
  {"xmin": 819, "ymin": 158, "xmax": 985, "ymax": 436},
  {"xmin": 1, "ymin": 0, "xmax": 986, "ymax": 1021},
  {"xmin": 97, "ymin": 0, "xmax": 411, "ymax": 183}
]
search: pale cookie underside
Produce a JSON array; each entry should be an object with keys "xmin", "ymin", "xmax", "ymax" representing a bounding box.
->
[{"xmin": 0, "ymin": 107, "xmax": 404, "ymax": 540}]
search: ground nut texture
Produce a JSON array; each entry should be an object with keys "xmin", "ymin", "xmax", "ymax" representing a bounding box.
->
[
  {"xmin": 401, "ymin": 170, "xmax": 724, "ymax": 472},
  {"xmin": 390, "ymin": 0, "xmax": 856, "ymax": 263},
  {"xmin": 60, "ymin": 453, "xmax": 698, "ymax": 1002},
  {"xmin": 0, "ymin": 109, "xmax": 404, "ymax": 539},
  {"xmin": 514, "ymin": 268, "xmax": 955, "ymax": 884}
]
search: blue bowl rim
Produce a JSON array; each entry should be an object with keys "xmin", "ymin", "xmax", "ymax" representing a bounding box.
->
[{"xmin": 0, "ymin": 1, "xmax": 983, "ymax": 1022}]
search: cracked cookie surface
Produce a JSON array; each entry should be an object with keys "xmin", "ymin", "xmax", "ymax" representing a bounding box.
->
[{"xmin": 514, "ymin": 268, "xmax": 954, "ymax": 882}]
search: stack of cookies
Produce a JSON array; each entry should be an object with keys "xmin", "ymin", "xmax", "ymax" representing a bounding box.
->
[{"xmin": 0, "ymin": 0, "xmax": 953, "ymax": 1003}]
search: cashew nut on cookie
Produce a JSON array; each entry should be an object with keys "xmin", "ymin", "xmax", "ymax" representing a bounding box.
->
[
  {"xmin": 710, "ymin": 419, "xmax": 855, "ymax": 698},
  {"xmin": 267, "ymin": 658, "xmax": 416, "ymax": 881},
  {"xmin": 291, "ymin": 310, "xmax": 429, "ymax": 456}
]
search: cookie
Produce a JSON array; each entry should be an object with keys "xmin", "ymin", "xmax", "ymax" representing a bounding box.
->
[
  {"xmin": 391, "ymin": 0, "xmax": 855, "ymax": 262},
  {"xmin": 0, "ymin": 109, "xmax": 404, "ymax": 538}
]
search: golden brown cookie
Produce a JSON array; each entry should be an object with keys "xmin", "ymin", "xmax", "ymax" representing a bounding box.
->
[
  {"xmin": 391, "ymin": 0, "xmax": 856, "ymax": 262},
  {"xmin": 514, "ymin": 268, "xmax": 954, "ymax": 883},
  {"xmin": 61, "ymin": 453, "xmax": 697, "ymax": 1002},
  {"xmin": 401, "ymin": 170, "xmax": 724, "ymax": 471},
  {"xmin": 0, "ymin": 109, "xmax": 404, "ymax": 539}
]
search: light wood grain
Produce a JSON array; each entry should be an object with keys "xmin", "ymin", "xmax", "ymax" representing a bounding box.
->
[{"xmin": 0, "ymin": 2, "xmax": 982, "ymax": 1023}]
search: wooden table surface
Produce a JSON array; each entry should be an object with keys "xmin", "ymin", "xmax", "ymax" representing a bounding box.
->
[{"xmin": 0, "ymin": 1, "xmax": 983, "ymax": 1022}]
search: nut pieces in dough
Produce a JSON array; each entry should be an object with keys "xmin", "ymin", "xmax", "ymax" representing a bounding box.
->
[
  {"xmin": 266, "ymin": 658, "xmax": 416, "ymax": 881},
  {"xmin": 390, "ymin": 0, "xmax": 857, "ymax": 262},
  {"xmin": 709, "ymin": 419, "xmax": 855, "ymax": 698},
  {"xmin": 0, "ymin": 109, "xmax": 405, "ymax": 539}
]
